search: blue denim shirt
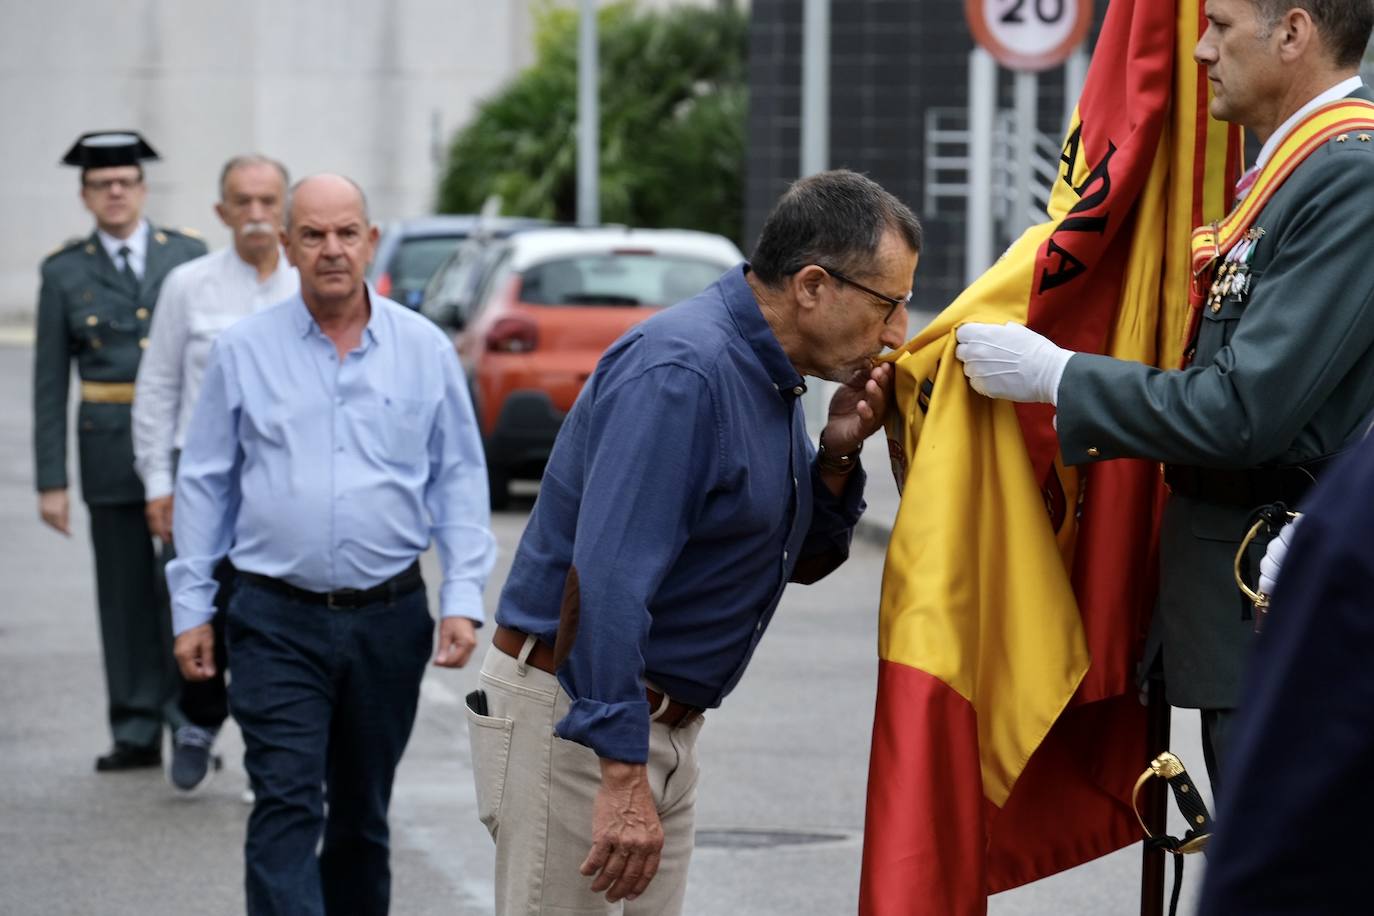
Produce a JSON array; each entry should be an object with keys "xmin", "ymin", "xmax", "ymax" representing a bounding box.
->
[{"xmin": 496, "ymin": 265, "xmax": 866, "ymax": 763}]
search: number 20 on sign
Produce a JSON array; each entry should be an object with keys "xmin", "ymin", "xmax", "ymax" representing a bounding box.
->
[{"xmin": 965, "ymin": 0, "xmax": 1094, "ymax": 72}]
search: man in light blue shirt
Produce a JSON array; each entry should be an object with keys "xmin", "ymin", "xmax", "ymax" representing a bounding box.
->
[{"xmin": 168, "ymin": 173, "xmax": 495, "ymax": 916}]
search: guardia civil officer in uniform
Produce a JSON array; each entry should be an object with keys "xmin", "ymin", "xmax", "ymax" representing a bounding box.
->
[
  {"xmin": 954, "ymin": 0, "xmax": 1374, "ymax": 792},
  {"xmin": 34, "ymin": 131, "xmax": 207, "ymax": 771}
]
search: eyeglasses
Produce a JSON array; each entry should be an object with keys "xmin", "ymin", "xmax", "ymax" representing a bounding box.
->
[
  {"xmin": 815, "ymin": 265, "xmax": 911, "ymax": 324},
  {"xmin": 83, "ymin": 176, "xmax": 142, "ymax": 193}
]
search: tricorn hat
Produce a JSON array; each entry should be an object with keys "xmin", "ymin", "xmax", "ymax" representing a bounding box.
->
[{"xmin": 61, "ymin": 131, "xmax": 160, "ymax": 169}]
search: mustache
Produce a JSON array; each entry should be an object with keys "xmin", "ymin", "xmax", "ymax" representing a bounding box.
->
[{"xmin": 238, "ymin": 221, "xmax": 277, "ymax": 237}]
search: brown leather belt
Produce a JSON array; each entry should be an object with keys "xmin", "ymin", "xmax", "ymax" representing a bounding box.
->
[
  {"xmin": 80, "ymin": 380, "xmax": 136, "ymax": 404},
  {"xmin": 492, "ymin": 625, "xmax": 703, "ymax": 729}
]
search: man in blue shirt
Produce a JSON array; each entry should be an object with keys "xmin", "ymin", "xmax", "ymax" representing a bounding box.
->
[
  {"xmin": 168, "ymin": 174, "xmax": 495, "ymax": 916},
  {"xmin": 468, "ymin": 169, "xmax": 921, "ymax": 914}
]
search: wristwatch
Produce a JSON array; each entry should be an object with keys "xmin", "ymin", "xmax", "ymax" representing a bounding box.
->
[{"xmin": 817, "ymin": 431, "xmax": 862, "ymax": 475}]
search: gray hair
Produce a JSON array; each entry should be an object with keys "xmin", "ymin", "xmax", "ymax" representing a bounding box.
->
[
  {"xmin": 218, "ymin": 154, "xmax": 289, "ymax": 200},
  {"xmin": 284, "ymin": 173, "xmax": 370, "ymax": 231},
  {"xmin": 1252, "ymin": 0, "xmax": 1374, "ymax": 68},
  {"xmin": 749, "ymin": 169, "xmax": 923, "ymax": 287}
]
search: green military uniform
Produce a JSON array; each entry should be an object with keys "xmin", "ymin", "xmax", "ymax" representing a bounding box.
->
[
  {"xmin": 1056, "ymin": 86, "xmax": 1374, "ymax": 786},
  {"xmin": 33, "ymin": 223, "xmax": 207, "ymax": 750}
]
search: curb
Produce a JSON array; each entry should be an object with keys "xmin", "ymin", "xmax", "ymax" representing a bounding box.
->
[{"xmin": 0, "ymin": 325, "xmax": 33, "ymax": 347}]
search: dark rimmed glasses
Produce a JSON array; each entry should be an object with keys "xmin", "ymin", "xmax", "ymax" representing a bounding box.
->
[
  {"xmin": 83, "ymin": 176, "xmax": 143, "ymax": 193},
  {"xmin": 815, "ymin": 265, "xmax": 911, "ymax": 323}
]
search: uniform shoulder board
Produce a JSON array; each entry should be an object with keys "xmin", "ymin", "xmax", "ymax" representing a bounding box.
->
[
  {"xmin": 43, "ymin": 237, "xmax": 85, "ymax": 261},
  {"xmin": 1330, "ymin": 132, "xmax": 1374, "ymax": 148},
  {"xmin": 173, "ymin": 226, "xmax": 204, "ymax": 240}
]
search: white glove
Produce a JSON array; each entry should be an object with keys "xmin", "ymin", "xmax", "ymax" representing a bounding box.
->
[
  {"xmin": 1258, "ymin": 514, "xmax": 1303, "ymax": 596},
  {"xmin": 954, "ymin": 322, "xmax": 1075, "ymax": 405}
]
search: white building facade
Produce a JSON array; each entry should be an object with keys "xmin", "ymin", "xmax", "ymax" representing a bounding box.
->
[{"xmin": 2, "ymin": 0, "xmax": 712, "ymax": 317}]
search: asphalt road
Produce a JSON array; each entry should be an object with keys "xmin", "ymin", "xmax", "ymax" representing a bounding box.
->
[{"xmin": 0, "ymin": 339, "xmax": 1208, "ymax": 915}]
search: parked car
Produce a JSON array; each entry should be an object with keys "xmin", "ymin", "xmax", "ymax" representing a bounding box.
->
[
  {"xmin": 367, "ymin": 214, "xmax": 545, "ymax": 309},
  {"xmin": 419, "ymin": 227, "xmax": 539, "ymax": 329},
  {"xmin": 452, "ymin": 227, "xmax": 743, "ymax": 508}
]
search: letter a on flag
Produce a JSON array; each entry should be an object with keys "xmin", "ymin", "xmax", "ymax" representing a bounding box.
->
[{"xmin": 860, "ymin": 2, "xmax": 1241, "ymax": 913}]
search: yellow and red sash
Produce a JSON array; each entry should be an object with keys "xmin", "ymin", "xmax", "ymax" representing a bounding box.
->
[{"xmin": 1190, "ymin": 100, "xmax": 1374, "ymax": 306}]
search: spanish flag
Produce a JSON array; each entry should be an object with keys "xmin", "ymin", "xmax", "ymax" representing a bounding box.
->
[{"xmin": 859, "ymin": 2, "xmax": 1241, "ymax": 913}]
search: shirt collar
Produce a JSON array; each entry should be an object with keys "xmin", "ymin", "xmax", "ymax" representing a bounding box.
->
[
  {"xmin": 230, "ymin": 245, "xmax": 290, "ymax": 283},
  {"xmin": 721, "ymin": 264, "xmax": 808, "ymax": 399},
  {"xmin": 1254, "ymin": 75, "xmax": 1365, "ymax": 172},
  {"xmin": 97, "ymin": 219, "xmax": 149, "ymax": 263},
  {"xmin": 289, "ymin": 285, "xmax": 383, "ymax": 348}
]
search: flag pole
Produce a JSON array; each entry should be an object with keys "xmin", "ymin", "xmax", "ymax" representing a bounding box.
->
[{"xmin": 1139, "ymin": 677, "xmax": 1170, "ymax": 916}]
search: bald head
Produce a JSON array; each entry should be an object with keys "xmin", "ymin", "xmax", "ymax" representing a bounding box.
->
[
  {"xmin": 285, "ymin": 173, "xmax": 369, "ymax": 232},
  {"xmin": 280, "ymin": 173, "xmax": 379, "ymax": 311}
]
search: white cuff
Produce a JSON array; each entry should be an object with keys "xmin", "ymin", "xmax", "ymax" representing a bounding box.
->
[
  {"xmin": 142, "ymin": 470, "xmax": 174, "ymax": 502},
  {"xmin": 1047, "ymin": 351, "xmax": 1074, "ymax": 407}
]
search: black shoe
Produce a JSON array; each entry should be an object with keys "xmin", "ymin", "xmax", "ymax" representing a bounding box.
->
[
  {"xmin": 169, "ymin": 725, "xmax": 222, "ymax": 792},
  {"xmin": 95, "ymin": 743, "xmax": 161, "ymax": 772}
]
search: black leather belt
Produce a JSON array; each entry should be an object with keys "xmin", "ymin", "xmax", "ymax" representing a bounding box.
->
[
  {"xmin": 1163, "ymin": 463, "xmax": 1321, "ymax": 509},
  {"xmin": 237, "ymin": 561, "xmax": 423, "ymax": 609}
]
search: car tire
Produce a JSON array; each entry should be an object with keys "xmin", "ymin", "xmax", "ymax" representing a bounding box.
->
[{"xmin": 488, "ymin": 465, "xmax": 511, "ymax": 511}]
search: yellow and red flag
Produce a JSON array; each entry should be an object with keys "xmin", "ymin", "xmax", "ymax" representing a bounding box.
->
[{"xmin": 859, "ymin": 1, "xmax": 1240, "ymax": 913}]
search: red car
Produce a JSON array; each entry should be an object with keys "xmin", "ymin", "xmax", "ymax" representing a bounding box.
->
[{"xmin": 452, "ymin": 227, "xmax": 742, "ymax": 507}]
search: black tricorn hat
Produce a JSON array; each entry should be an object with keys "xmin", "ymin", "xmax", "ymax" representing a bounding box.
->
[{"xmin": 61, "ymin": 131, "xmax": 160, "ymax": 169}]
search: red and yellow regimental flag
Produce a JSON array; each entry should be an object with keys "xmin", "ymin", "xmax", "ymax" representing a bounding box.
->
[{"xmin": 859, "ymin": 1, "xmax": 1241, "ymax": 913}]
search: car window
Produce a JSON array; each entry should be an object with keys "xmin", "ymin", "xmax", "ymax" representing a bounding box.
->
[
  {"xmin": 518, "ymin": 254, "xmax": 725, "ymax": 307},
  {"xmin": 392, "ymin": 236, "xmax": 465, "ymax": 291},
  {"xmin": 469, "ymin": 248, "xmax": 516, "ymax": 321},
  {"xmin": 433, "ymin": 247, "xmax": 479, "ymax": 301}
]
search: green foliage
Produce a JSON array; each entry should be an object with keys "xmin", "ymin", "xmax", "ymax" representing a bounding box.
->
[{"xmin": 436, "ymin": 1, "xmax": 747, "ymax": 246}]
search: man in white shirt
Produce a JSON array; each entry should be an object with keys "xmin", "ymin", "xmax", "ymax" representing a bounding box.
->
[{"xmin": 133, "ymin": 154, "xmax": 298, "ymax": 792}]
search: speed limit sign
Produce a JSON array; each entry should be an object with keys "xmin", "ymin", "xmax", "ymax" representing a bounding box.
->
[{"xmin": 965, "ymin": 0, "xmax": 1094, "ymax": 71}]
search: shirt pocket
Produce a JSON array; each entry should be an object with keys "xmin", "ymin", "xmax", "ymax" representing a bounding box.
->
[
  {"xmin": 188, "ymin": 310, "xmax": 240, "ymax": 342},
  {"xmin": 75, "ymin": 308, "xmax": 139, "ymax": 353},
  {"xmin": 365, "ymin": 393, "xmax": 433, "ymax": 467}
]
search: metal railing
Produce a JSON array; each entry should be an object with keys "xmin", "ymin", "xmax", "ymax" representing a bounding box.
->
[{"xmin": 925, "ymin": 105, "xmax": 1061, "ymax": 246}]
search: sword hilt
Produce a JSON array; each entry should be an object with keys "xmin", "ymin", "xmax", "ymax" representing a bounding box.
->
[{"xmin": 1132, "ymin": 752, "xmax": 1212, "ymax": 854}]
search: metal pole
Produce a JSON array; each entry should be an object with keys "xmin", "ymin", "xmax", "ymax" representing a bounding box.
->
[
  {"xmin": 801, "ymin": 0, "xmax": 830, "ymax": 177},
  {"xmin": 1139, "ymin": 678, "xmax": 1170, "ymax": 916},
  {"xmin": 966, "ymin": 48, "xmax": 996, "ymax": 285},
  {"xmin": 1064, "ymin": 48, "xmax": 1090, "ymax": 134},
  {"xmin": 577, "ymin": 0, "xmax": 599, "ymax": 227},
  {"xmin": 1013, "ymin": 71, "xmax": 1038, "ymax": 234},
  {"xmin": 799, "ymin": 0, "xmax": 832, "ymax": 438}
]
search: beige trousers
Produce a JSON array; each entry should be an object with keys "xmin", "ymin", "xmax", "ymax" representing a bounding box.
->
[{"xmin": 467, "ymin": 641, "xmax": 704, "ymax": 915}]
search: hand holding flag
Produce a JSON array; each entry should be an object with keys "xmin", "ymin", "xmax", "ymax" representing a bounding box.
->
[{"xmin": 955, "ymin": 322, "xmax": 1074, "ymax": 404}]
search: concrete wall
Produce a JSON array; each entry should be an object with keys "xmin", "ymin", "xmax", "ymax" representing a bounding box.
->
[
  {"xmin": 0, "ymin": 0, "xmax": 544, "ymax": 318},
  {"xmin": 0, "ymin": 0, "xmax": 733, "ymax": 319}
]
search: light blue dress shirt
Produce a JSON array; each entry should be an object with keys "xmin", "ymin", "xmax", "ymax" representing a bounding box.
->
[{"xmin": 168, "ymin": 291, "xmax": 496, "ymax": 635}]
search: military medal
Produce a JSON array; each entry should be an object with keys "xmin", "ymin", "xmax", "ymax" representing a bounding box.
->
[{"xmin": 1233, "ymin": 227, "xmax": 1264, "ymax": 302}]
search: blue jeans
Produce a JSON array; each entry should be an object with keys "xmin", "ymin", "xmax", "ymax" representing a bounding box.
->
[{"xmin": 227, "ymin": 579, "xmax": 433, "ymax": 916}]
